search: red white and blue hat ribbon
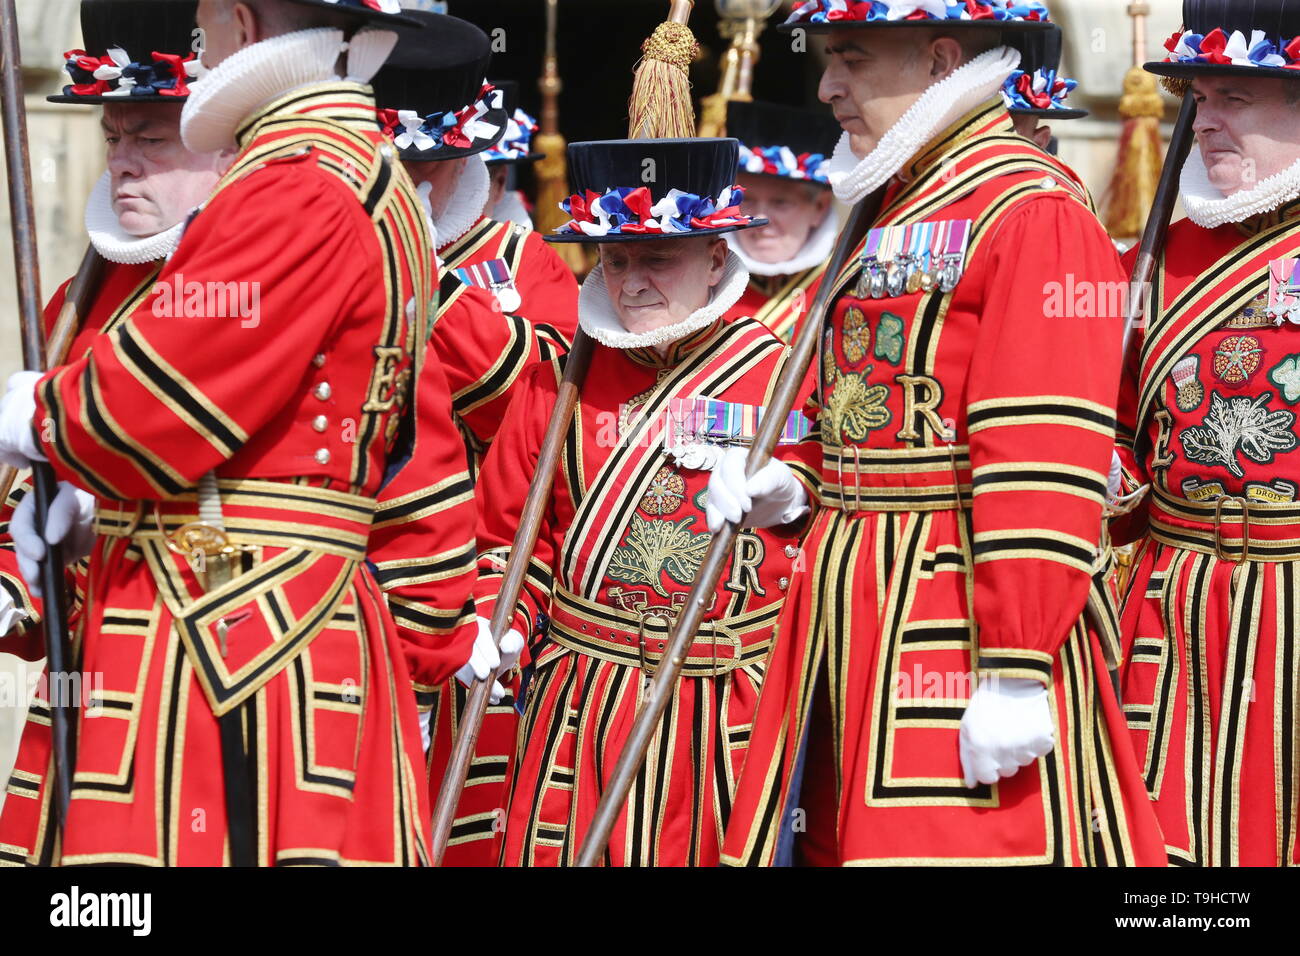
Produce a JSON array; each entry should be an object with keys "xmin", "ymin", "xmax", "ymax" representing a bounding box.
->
[
  {"xmin": 557, "ymin": 185, "xmax": 753, "ymax": 237},
  {"xmin": 786, "ymin": 0, "xmax": 1051, "ymax": 26},
  {"xmin": 321, "ymin": 0, "xmax": 404, "ymax": 13},
  {"xmin": 1163, "ymin": 28, "xmax": 1300, "ymax": 70},
  {"xmin": 486, "ymin": 107, "xmax": 539, "ymax": 161},
  {"xmin": 61, "ymin": 46, "xmax": 203, "ymax": 98},
  {"xmin": 737, "ymin": 143, "xmax": 830, "ymax": 183},
  {"xmin": 378, "ymin": 82, "xmax": 504, "ymax": 152},
  {"xmin": 1000, "ymin": 67, "xmax": 1077, "ymax": 110}
]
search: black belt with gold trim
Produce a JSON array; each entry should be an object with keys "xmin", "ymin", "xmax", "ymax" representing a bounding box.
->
[
  {"xmin": 547, "ymin": 587, "xmax": 775, "ymax": 678},
  {"xmin": 1149, "ymin": 485, "xmax": 1300, "ymax": 563},
  {"xmin": 93, "ymin": 478, "xmax": 376, "ymax": 563},
  {"xmin": 818, "ymin": 443, "xmax": 973, "ymax": 514}
]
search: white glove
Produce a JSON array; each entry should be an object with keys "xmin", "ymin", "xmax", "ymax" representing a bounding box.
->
[
  {"xmin": 1107, "ymin": 450, "xmax": 1123, "ymax": 500},
  {"xmin": 10, "ymin": 481, "xmax": 97, "ymax": 598},
  {"xmin": 959, "ymin": 676, "xmax": 1055, "ymax": 788},
  {"xmin": 0, "ymin": 588, "xmax": 27, "ymax": 636},
  {"xmin": 454, "ymin": 617, "xmax": 524, "ymax": 706},
  {"xmin": 705, "ymin": 446, "xmax": 809, "ymax": 534},
  {"xmin": 0, "ymin": 371, "xmax": 45, "ymax": 469},
  {"xmin": 419, "ymin": 708, "xmax": 432, "ymax": 753}
]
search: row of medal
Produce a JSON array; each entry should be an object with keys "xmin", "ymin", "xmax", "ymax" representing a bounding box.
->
[{"xmin": 855, "ymin": 218, "xmax": 972, "ymax": 300}]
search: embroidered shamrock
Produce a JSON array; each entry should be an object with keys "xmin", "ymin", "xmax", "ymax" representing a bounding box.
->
[
  {"xmin": 1269, "ymin": 354, "xmax": 1300, "ymax": 404},
  {"xmin": 1179, "ymin": 390, "xmax": 1297, "ymax": 478},
  {"xmin": 875, "ymin": 312, "xmax": 904, "ymax": 365}
]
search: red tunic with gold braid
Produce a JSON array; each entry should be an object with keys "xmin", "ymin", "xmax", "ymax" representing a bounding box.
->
[
  {"xmin": 721, "ymin": 101, "xmax": 1166, "ymax": 866},
  {"xmin": 723, "ymin": 263, "xmax": 827, "ymax": 343},
  {"xmin": 439, "ymin": 215, "xmax": 578, "ymax": 348},
  {"xmin": 0, "ymin": 83, "xmax": 478, "ymax": 867},
  {"xmin": 421, "ymin": 218, "xmax": 576, "ymax": 866},
  {"xmin": 474, "ymin": 315, "xmax": 801, "ymax": 866},
  {"xmin": 1113, "ymin": 202, "xmax": 1300, "ymax": 866}
]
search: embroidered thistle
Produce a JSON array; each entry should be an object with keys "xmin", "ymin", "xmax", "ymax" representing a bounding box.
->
[
  {"xmin": 1179, "ymin": 390, "xmax": 1297, "ymax": 478},
  {"xmin": 608, "ymin": 514, "xmax": 712, "ymax": 598}
]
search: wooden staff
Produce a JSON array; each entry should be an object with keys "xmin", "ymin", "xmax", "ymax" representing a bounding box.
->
[
  {"xmin": 430, "ymin": 330, "xmax": 594, "ymax": 862},
  {"xmin": 429, "ymin": 0, "xmax": 710, "ymax": 864},
  {"xmin": 575, "ymin": 192, "xmax": 876, "ymax": 867},
  {"xmin": 0, "ymin": 244, "xmax": 105, "ymax": 505},
  {"xmin": 0, "ymin": 0, "xmax": 77, "ymax": 825},
  {"xmin": 1122, "ymin": 90, "xmax": 1196, "ymax": 359}
]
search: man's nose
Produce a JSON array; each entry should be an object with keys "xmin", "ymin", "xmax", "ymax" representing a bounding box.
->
[
  {"xmin": 107, "ymin": 142, "xmax": 142, "ymax": 180},
  {"xmin": 622, "ymin": 263, "xmax": 651, "ymax": 294},
  {"xmin": 818, "ymin": 65, "xmax": 843, "ymax": 106},
  {"xmin": 1192, "ymin": 105, "xmax": 1220, "ymax": 135}
]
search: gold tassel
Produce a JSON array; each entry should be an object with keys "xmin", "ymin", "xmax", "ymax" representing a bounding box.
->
[
  {"xmin": 628, "ymin": 14, "xmax": 699, "ymax": 139},
  {"xmin": 1103, "ymin": 67, "xmax": 1166, "ymax": 241}
]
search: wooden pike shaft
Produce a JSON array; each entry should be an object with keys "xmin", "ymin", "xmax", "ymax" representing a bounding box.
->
[
  {"xmin": 0, "ymin": 0, "xmax": 77, "ymax": 826},
  {"xmin": 1121, "ymin": 91, "xmax": 1196, "ymax": 359},
  {"xmin": 0, "ymin": 244, "xmax": 105, "ymax": 505},
  {"xmin": 430, "ymin": 330, "xmax": 596, "ymax": 864},
  {"xmin": 574, "ymin": 196, "xmax": 876, "ymax": 867}
]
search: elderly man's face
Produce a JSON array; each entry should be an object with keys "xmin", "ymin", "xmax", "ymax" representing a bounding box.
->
[
  {"xmin": 1192, "ymin": 76, "xmax": 1300, "ymax": 195},
  {"xmin": 733, "ymin": 173, "xmax": 832, "ymax": 264},
  {"xmin": 103, "ymin": 103, "xmax": 228, "ymax": 237},
  {"xmin": 599, "ymin": 236, "xmax": 727, "ymax": 335},
  {"xmin": 819, "ymin": 31, "xmax": 966, "ymax": 159}
]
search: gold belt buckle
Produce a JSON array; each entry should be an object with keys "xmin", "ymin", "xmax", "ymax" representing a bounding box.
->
[
  {"xmin": 1213, "ymin": 495, "xmax": 1251, "ymax": 564},
  {"xmin": 636, "ymin": 607, "xmax": 676, "ymax": 679},
  {"xmin": 154, "ymin": 503, "xmax": 240, "ymax": 589}
]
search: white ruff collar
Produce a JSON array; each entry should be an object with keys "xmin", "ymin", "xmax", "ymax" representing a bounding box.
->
[
  {"xmin": 181, "ymin": 27, "xmax": 396, "ymax": 154},
  {"xmin": 827, "ymin": 46, "xmax": 1020, "ymax": 203},
  {"xmin": 726, "ymin": 206, "xmax": 837, "ymax": 277},
  {"xmin": 490, "ymin": 189, "xmax": 533, "ymax": 230},
  {"xmin": 84, "ymin": 171, "xmax": 185, "ymax": 264},
  {"xmin": 578, "ymin": 249, "xmax": 749, "ymax": 349},
  {"xmin": 1180, "ymin": 145, "xmax": 1300, "ymax": 228},
  {"xmin": 423, "ymin": 152, "xmax": 490, "ymax": 249}
]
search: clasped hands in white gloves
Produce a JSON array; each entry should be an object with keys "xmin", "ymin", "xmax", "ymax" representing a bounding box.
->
[
  {"xmin": 705, "ymin": 446, "xmax": 809, "ymax": 534},
  {"xmin": 10, "ymin": 481, "xmax": 97, "ymax": 598},
  {"xmin": 959, "ymin": 676, "xmax": 1055, "ymax": 788},
  {"xmin": 0, "ymin": 371, "xmax": 45, "ymax": 469}
]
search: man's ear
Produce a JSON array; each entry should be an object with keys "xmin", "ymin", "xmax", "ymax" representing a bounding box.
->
[
  {"xmin": 929, "ymin": 36, "xmax": 964, "ymax": 82},
  {"xmin": 1031, "ymin": 123, "xmax": 1053, "ymax": 151},
  {"xmin": 708, "ymin": 236, "xmax": 728, "ymax": 285},
  {"xmin": 233, "ymin": 2, "xmax": 261, "ymax": 49}
]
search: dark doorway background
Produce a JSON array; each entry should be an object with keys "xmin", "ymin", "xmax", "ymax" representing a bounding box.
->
[{"xmin": 444, "ymin": 0, "xmax": 829, "ymax": 144}]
